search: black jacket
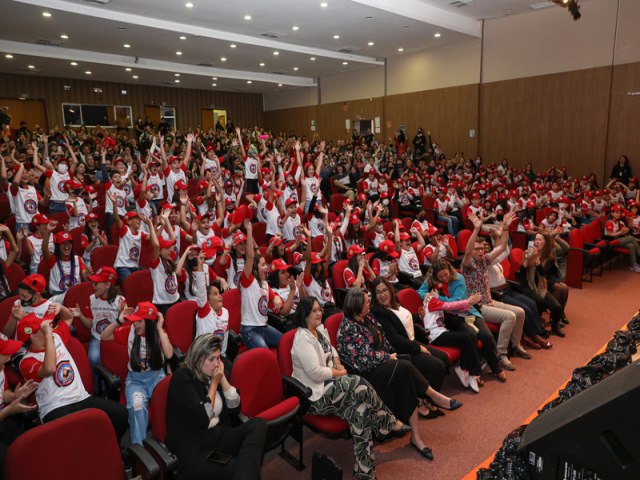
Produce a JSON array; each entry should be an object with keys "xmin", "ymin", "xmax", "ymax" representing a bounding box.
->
[{"xmin": 371, "ymin": 305, "xmax": 421, "ymax": 355}]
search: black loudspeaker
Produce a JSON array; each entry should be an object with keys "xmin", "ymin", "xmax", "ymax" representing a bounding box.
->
[{"xmin": 518, "ymin": 361, "xmax": 640, "ymax": 479}]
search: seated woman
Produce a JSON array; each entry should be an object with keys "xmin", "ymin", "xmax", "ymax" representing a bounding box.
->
[
  {"xmin": 101, "ymin": 301, "xmax": 173, "ymax": 444},
  {"xmin": 426, "ymin": 260, "xmax": 507, "ymax": 384},
  {"xmin": 519, "ymin": 238, "xmax": 567, "ymax": 337},
  {"xmin": 337, "ymin": 288, "xmax": 439, "ymax": 461},
  {"xmin": 292, "ymin": 297, "xmax": 409, "ymax": 480},
  {"xmin": 369, "ymin": 278, "xmax": 459, "ymax": 417},
  {"xmin": 267, "ymin": 258, "xmax": 305, "ymax": 331},
  {"xmin": 41, "ymin": 228, "xmax": 87, "ymax": 304},
  {"xmin": 537, "ymin": 230, "xmax": 570, "ymax": 321},
  {"xmin": 166, "ymin": 334, "xmax": 267, "ymax": 480}
]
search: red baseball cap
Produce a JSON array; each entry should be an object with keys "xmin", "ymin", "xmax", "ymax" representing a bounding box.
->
[
  {"xmin": 54, "ymin": 231, "xmax": 73, "ymax": 244},
  {"xmin": 19, "ymin": 274, "xmax": 47, "ymax": 294},
  {"xmin": 347, "ymin": 244, "xmax": 366, "ymax": 259},
  {"xmin": 310, "ymin": 252, "xmax": 324, "ymax": 264},
  {"xmin": 197, "ymin": 179, "xmax": 209, "ymax": 190},
  {"xmin": 64, "ymin": 179, "xmax": 84, "ymax": 191},
  {"xmin": 17, "ymin": 312, "xmax": 55, "ymax": 343},
  {"xmin": 349, "ymin": 213, "xmax": 360, "ymax": 225},
  {"xmin": 611, "ymin": 204, "xmax": 623, "ymax": 212},
  {"xmin": 158, "ymin": 237, "xmax": 176, "ymax": 249},
  {"xmin": 0, "ymin": 332, "xmax": 24, "ymax": 356},
  {"xmin": 399, "ymin": 232, "xmax": 411, "ymax": 241},
  {"xmin": 124, "ymin": 302, "xmax": 158, "ymax": 323},
  {"xmin": 232, "ymin": 231, "xmax": 247, "ymax": 245},
  {"xmin": 285, "ymin": 198, "xmax": 297, "ymax": 207},
  {"xmin": 31, "ymin": 213, "xmax": 49, "ymax": 226},
  {"xmin": 174, "ymin": 180, "xmax": 188, "ymax": 191},
  {"xmin": 378, "ymin": 240, "xmax": 399, "ymax": 258},
  {"xmin": 125, "ymin": 211, "xmax": 140, "ymax": 220},
  {"xmin": 202, "ymin": 236, "xmax": 223, "ymax": 258},
  {"xmin": 88, "ymin": 266, "xmax": 118, "ymax": 285},
  {"xmin": 269, "ymin": 258, "xmax": 291, "ymax": 273},
  {"xmin": 85, "ymin": 212, "xmax": 99, "ymax": 222}
]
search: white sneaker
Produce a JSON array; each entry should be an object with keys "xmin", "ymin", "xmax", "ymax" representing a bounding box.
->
[
  {"xmin": 631, "ymin": 264, "xmax": 640, "ymax": 272},
  {"xmin": 468, "ymin": 376, "xmax": 480, "ymax": 393},
  {"xmin": 454, "ymin": 366, "xmax": 469, "ymax": 388}
]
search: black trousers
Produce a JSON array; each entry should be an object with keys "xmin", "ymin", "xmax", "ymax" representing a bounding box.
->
[
  {"xmin": 0, "ymin": 416, "xmax": 25, "ymax": 479},
  {"xmin": 519, "ymin": 286, "xmax": 564, "ymax": 323},
  {"xmin": 410, "ymin": 348, "xmax": 448, "ymax": 391},
  {"xmin": 185, "ymin": 418, "xmax": 267, "ymax": 480},
  {"xmin": 432, "ymin": 331, "xmax": 483, "ymax": 376},
  {"xmin": 43, "ymin": 396, "xmax": 128, "ymax": 441},
  {"xmin": 501, "ymin": 287, "xmax": 545, "ymax": 336}
]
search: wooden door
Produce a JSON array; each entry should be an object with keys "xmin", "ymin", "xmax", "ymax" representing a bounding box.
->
[
  {"xmin": 1, "ymin": 98, "xmax": 48, "ymax": 131},
  {"xmin": 143, "ymin": 105, "xmax": 161, "ymax": 126},
  {"xmin": 200, "ymin": 108, "xmax": 214, "ymax": 132}
]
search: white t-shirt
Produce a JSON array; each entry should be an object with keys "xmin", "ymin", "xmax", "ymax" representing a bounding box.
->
[
  {"xmin": 398, "ymin": 248, "xmax": 422, "ymax": 278},
  {"xmin": 90, "ymin": 294, "xmax": 124, "ymax": 340},
  {"xmin": 239, "ymin": 272, "xmax": 272, "ymax": 327},
  {"xmin": 150, "ymin": 257, "xmax": 180, "ymax": 305},
  {"xmin": 114, "ymin": 226, "xmax": 146, "ymax": 269}
]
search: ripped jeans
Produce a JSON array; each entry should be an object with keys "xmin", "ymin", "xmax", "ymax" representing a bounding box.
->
[{"xmin": 125, "ymin": 369, "xmax": 165, "ymax": 444}]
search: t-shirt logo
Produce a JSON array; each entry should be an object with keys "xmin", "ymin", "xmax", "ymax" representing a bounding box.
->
[
  {"xmin": 321, "ymin": 287, "xmax": 332, "ymax": 302},
  {"xmin": 123, "ymin": 184, "xmax": 131, "ymax": 195},
  {"xmin": 150, "ymin": 184, "xmax": 160, "ymax": 196},
  {"xmin": 409, "ymin": 257, "xmax": 419, "ymax": 270},
  {"xmin": 59, "ymin": 274, "xmax": 77, "ymax": 291},
  {"xmin": 165, "ymin": 276, "xmax": 177, "ymax": 294},
  {"xmin": 57, "ymin": 180, "xmax": 66, "ymax": 193},
  {"xmin": 24, "ymin": 199, "xmax": 38, "ymax": 214},
  {"xmin": 95, "ymin": 319, "xmax": 110, "ymax": 334},
  {"xmin": 116, "ymin": 196, "xmax": 125, "ymax": 208},
  {"xmin": 250, "ymin": 163, "xmax": 257, "ymax": 174},
  {"xmin": 233, "ymin": 271, "xmax": 242, "ymax": 287},
  {"xmin": 258, "ymin": 296, "xmax": 269, "ymax": 315},
  {"xmin": 54, "ymin": 360, "xmax": 75, "ymax": 387},
  {"xmin": 310, "ymin": 182, "xmax": 317, "ymax": 194},
  {"xmin": 294, "ymin": 225, "xmax": 303, "ymax": 237},
  {"xmin": 129, "ymin": 246, "xmax": 140, "ymax": 261}
]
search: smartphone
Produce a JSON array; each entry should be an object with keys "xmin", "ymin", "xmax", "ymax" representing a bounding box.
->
[
  {"xmin": 527, "ymin": 240, "xmax": 534, "ymax": 249},
  {"xmin": 207, "ymin": 450, "xmax": 232, "ymax": 465}
]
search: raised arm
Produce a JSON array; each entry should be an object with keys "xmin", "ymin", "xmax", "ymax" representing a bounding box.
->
[
  {"xmin": 487, "ymin": 211, "xmax": 516, "ymax": 264},
  {"xmin": 243, "ymin": 218, "xmax": 254, "ymax": 278},
  {"xmin": 462, "ymin": 211, "xmax": 483, "ymax": 268}
]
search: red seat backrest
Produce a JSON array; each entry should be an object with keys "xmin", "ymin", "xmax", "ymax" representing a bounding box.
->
[
  {"xmin": 581, "ymin": 225, "xmax": 594, "ymax": 244},
  {"xmin": 109, "ymin": 224, "xmax": 121, "ymax": 247},
  {"xmin": 396, "ymin": 289, "xmax": 423, "ymax": 315},
  {"xmin": 5, "ymin": 263, "xmax": 25, "ymax": 292},
  {"xmin": 66, "ymin": 336, "xmax": 94, "ymax": 395},
  {"xmin": 100, "ymin": 341, "xmax": 129, "ymax": 403},
  {"xmin": 500, "ymin": 257, "xmax": 510, "ymax": 280},
  {"xmin": 382, "ymin": 221, "xmax": 394, "ymax": 234},
  {"xmin": 69, "ymin": 226, "xmax": 85, "ymax": 257},
  {"xmin": 443, "ymin": 234, "xmax": 458, "ymax": 258},
  {"xmin": 138, "ymin": 241, "xmax": 153, "ymax": 270},
  {"xmin": 230, "ymin": 348, "xmax": 284, "ymax": 418},
  {"xmin": 164, "ymin": 300, "xmax": 198, "ymax": 353},
  {"xmin": 331, "ymin": 260, "xmax": 349, "ymax": 290},
  {"xmin": 311, "ymin": 235, "xmax": 325, "ymax": 252},
  {"xmin": 90, "ymin": 245, "xmax": 118, "ymax": 271},
  {"xmin": 222, "ymin": 289, "xmax": 241, "ymax": 333},
  {"xmin": 122, "ymin": 270, "xmax": 153, "ymax": 306},
  {"xmin": 456, "ymin": 229, "xmax": 473, "ymax": 254},
  {"xmin": 329, "ymin": 194, "xmax": 347, "ymax": 213},
  {"xmin": 277, "ymin": 329, "xmax": 296, "ymax": 377},
  {"xmin": 400, "ymin": 217, "xmax": 412, "ymax": 232},
  {"xmin": 0, "ymin": 295, "xmax": 19, "ymax": 335},
  {"xmin": 569, "ymin": 228, "xmax": 583, "ymax": 249},
  {"xmin": 422, "ymin": 196, "xmax": 434, "ymax": 211},
  {"xmin": 252, "ymin": 222, "xmax": 267, "ymax": 247},
  {"xmin": 63, "ymin": 281, "xmax": 95, "ymax": 345},
  {"xmin": 509, "ymin": 248, "xmax": 524, "ymax": 276},
  {"xmin": 324, "ymin": 313, "xmax": 343, "ymax": 348},
  {"xmin": 149, "ymin": 375, "xmax": 172, "ymax": 443},
  {"xmin": 5, "ymin": 409, "xmax": 123, "ymax": 480},
  {"xmin": 48, "ymin": 212, "xmax": 69, "ymax": 233}
]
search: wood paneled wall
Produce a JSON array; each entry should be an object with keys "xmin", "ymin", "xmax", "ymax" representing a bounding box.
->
[
  {"xmin": 479, "ymin": 67, "xmax": 612, "ymax": 179},
  {"xmin": 0, "ymin": 73, "xmax": 263, "ymax": 132}
]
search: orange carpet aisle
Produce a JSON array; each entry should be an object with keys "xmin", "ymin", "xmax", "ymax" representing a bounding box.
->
[{"xmin": 261, "ymin": 269, "xmax": 640, "ymax": 480}]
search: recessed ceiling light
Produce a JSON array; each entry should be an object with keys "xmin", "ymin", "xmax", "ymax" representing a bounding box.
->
[
  {"xmin": 123, "ymin": 44, "xmax": 131, "ymax": 48},
  {"xmin": 278, "ymin": 83, "xmax": 283, "ymax": 87},
  {"xmin": 333, "ymin": 34, "xmax": 340, "ymax": 39},
  {"xmin": 243, "ymin": 15, "xmax": 252, "ymax": 20},
  {"xmin": 247, "ymin": 80, "xmax": 252, "ymax": 84},
  {"xmin": 293, "ymin": 67, "xmax": 299, "ymax": 71},
  {"xmin": 60, "ymin": 34, "xmax": 69, "ymax": 40},
  {"xmin": 27, "ymin": 65, "xmax": 35, "ymax": 69},
  {"xmin": 174, "ymin": 73, "xmax": 180, "ymax": 77},
  {"xmin": 212, "ymin": 83, "xmax": 217, "ymax": 87},
  {"xmin": 125, "ymin": 67, "xmax": 132, "ymax": 71},
  {"xmin": 273, "ymin": 51, "xmax": 279, "ymax": 56},
  {"xmin": 179, "ymin": 35, "xmax": 187, "ymax": 40},
  {"xmin": 132, "ymin": 75, "xmax": 139, "ymax": 79},
  {"xmin": 85, "ymin": 71, "xmax": 92, "ymax": 75},
  {"xmin": 292, "ymin": 26, "xmax": 299, "ymax": 31},
  {"xmin": 320, "ymin": 2, "xmax": 328, "ymax": 7},
  {"xmin": 310, "ymin": 57, "xmax": 316, "ymax": 61},
  {"xmin": 42, "ymin": 11, "xmax": 51, "ymax": 17},
  {"xmin": 259, "ymin": 62, "xmax": 265, "ymax": 67},
  {"xmin": 212, "ymin": 77, "xmax": 218, "ymax": 80},
  {"xmin": 174, "ymin": 79, "xmax": 180, "ymax": 83},
  {"xmin": 220, "ymin": 57, "xmax": 227, "ymax": 62},
  {"xmin": 230, "ymin": 44, "xmax": 237, "ymax": 48},
  {"xmin": 176, "ymin": 51, "xmax": 183, "ymax": 55},
  {"xmin": 5, "ymin": 54, "xmax": 13, "ymax": 59},
  {"xmin": 397, "ymin": 47, "xmax": 404, "ymax": 52},
  {"xmin": 367, "ymin": 41, "xmax": 374, "ymax": 46},
  {"xmin": 342, "ymin": 61, "xmax": 348, "ymax": 65},
  {"xmin": 185, "ymin": 2, "xmax": 194, "ymax": 8},
  {"xmin": 434, "ymin": 32, "xmax": 441, "ymax": 38},
  {"xmin": 70, "ymin": 61, "xmax": 78, "ymax": 66}
]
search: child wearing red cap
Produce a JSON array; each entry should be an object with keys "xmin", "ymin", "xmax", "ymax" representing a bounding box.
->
[
  {"xmin": 19, "ymin": 313, "xmax": 127, "ymax": 438},
  {"xmin": 343, "ymin": 244, "xmax": 375, "ymax": 289},
  {"xmin": 101, "ymin": 301, "xmax": 173, "ymax": 444},
  {"xmin": 162, "ymin": 133, "xmax": 192, "ymax": 202},
  {"xmin": 64, "ymin": 179, "xmax": 88, "ymax": 230},
  {"xmin": 394, "ymin": 221, "xmax": 423, "ymax": 289},
  {"xmin": 302, "ymin": 223, "xmax": 341, "ymax": 319},
  {"xmin": 104, "ymin": 169, "xmax": 128, "ymax": 234},
  {"xmin": 146, "ymin": 216, "xmax": 180, "ymax": 313},
  {"xmin": 299, "ymin": 140, "xmax": 325, "ymax": 214},
  {"xmin": 10, "ymin": 160, "xmax": 45, "ymax": 232},
  {"xmin": 25, "ymin": 214, "xmax": 55, "ymax": 274},
  {"xmin": 605, "ymin": 205, "xmax": 640, "ymax": 272},
  {"xmin": 109, "ymin": 199, "xmax": 149, "ymax": 283},
  {"xmin": 80, "ymin": 212, "xmax": 108, "ymax": 265},
  {"xmin": 238, "ymin": 220, "xmax": 284, "ymax": 350},
  {"xmin": 41, "ymin": 227, "xmax": 87, "ymax": 302},
  {"xmin": 32, "ymin": 139, "xmax": 74, "ymax": 215},
  {"xmin": 0, "ymin": 225, "xmax": 19, "ymax": 302}
]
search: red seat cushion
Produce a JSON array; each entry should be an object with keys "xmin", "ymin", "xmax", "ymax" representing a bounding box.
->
[
  {"xmin": 614, "ymin": 247, "xmax": 630, "ymax": 254},
  {"xmin": 429, "ymin": 345, "xmax": 461, "ymax": 364},
  {"xmin": 588, "ymin": 248, "xmax": 600, "ymax": 256},
  {"xmin": 486, "ymin": 321, "xmax": 500, "ymax": 334},
  {"xmin": 255, "ymin": 396, "xmax": 300, "ymax": 422},
  {"xmin": 595, "ymin": 240, "xmax": 607, "ymax": 248},
  {"xmin": 303, "ymin": 413, "xmax": 349, "ymax": 434}
]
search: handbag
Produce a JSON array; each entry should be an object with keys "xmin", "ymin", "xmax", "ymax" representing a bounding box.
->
[{"xmin": 312, "ymin": 453, "xmax": 342, "ymax": 480}]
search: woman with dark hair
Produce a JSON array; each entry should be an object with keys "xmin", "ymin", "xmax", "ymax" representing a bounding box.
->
[
  {"xmin": 0, "ymin": 225, "xmax": 19, "ymax": 301},
  {"xmin": 267, "ymin": 258, "xmax": 305, "ymax": 324},
  {"xmin": 101, "ymin": 301, "xmax": 173, "ymax": 444},
  {"xmin": 166, "ymin": 334, "xmax": 267, "ymax": 480},
  {"xmin": 217, "ymin": 229, "xmax": 249, "ymax": 290},
  {"xmin": 292, "ymin": 296, "xmax": 410, "ymax": 479},
  {"xmin": 610, "ymin": 155, "xmax": 632, "ymax": 185},
  {"xmin": 536, "ymin": 230, "xmax": 571, "ymax": 321},
  {"xmin": 80, "ymin": 212, "xmax": 107, "ymax": 265},
  {"xmin": 146, "ymin": 214, "xmax": 179, "ymax": 315},
  {"xmin": 41, "ymin": 227, "xmax": 87, "ymax": 302},
  {"xmin": 302, "ymin": 223, "xmax": 341, "ymax": 319},
  {"xmin": 337, "ymin": 288, "xmax": 438, "ymax": 461},
  {"xmin": 239, "ymin": 220, "xmax": 284, "ymax": 350},
  {"xmin": 370, "ymin": 278, "xmax": 454, "ymax": 404}
]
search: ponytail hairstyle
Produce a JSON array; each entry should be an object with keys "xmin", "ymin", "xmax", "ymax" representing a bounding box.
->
[{"xmin": 130, "ymin": 319, "xmax": 164, "ymax": 372}]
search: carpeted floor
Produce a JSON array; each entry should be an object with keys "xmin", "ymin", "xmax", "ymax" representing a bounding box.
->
[{"xmin": 261, "ymin": 268, "xmax": 640, "ymax": 480}]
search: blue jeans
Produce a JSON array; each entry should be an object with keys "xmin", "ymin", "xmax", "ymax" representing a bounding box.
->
[
  {"xmin": 125, "ymin": 369, "xmax": 165, "ymax": 444},
  {"xmin": 438, "ymin": 215, "xmax": 460, "ymax": 236},
  {"xmin": 241, "ymin": 325, "xmax": 282, "ymax": 350},
  {"xmin": 88, "ymin": 337, "xmax": 101, "ymax": 388},
  {"xmin": 116, "ymin": 266, "xmax": 140, "ymax": 284}
]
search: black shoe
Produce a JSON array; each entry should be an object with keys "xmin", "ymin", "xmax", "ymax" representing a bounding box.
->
[
  {"xmin": 392, "ymin": 424, "xmax": 412, "ymax": 437},
  {"xmin": 418, "ymin": 409, "xmax": 441, "ymax": 420},
  {"xmin": 560, "ymin": 317, "xmax": 570, "ymax": 325},
  {"xmin": 539, "ymin": 330, "xmax": 550, "ymax": 339},
  {"xmin": 410, "ymin": 440, "xmax": 434, "ymax": 461},
  {"xmin": 446, "ymin": 399, "xmax": 463, "ymax": 411},
  {"xmin": 551, "ymin": 324, "xmax": 566, "ymax": 338}
]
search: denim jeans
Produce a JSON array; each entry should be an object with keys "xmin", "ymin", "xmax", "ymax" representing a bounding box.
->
[
  {"xmin": 116, "ymin": 266, "xmax": 140, "ymax": 284},
  {"xmin": 125, "ymin": 369, "xmax": 165, "ymax": 444},
  {"xmin": 241, "ymin": 324, "xmax": 283, "ymax": 350},
  {"xmin": 88, "ymin": 337, "xmax": 101, "ymax": 388},
  {"xmin": 438, "ymin": 215, "xmax": 460, "ymax": 236}
]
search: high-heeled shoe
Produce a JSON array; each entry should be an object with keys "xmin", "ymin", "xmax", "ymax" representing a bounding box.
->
[
  {"xmin": 532, "ymin": 335, "xmax": 553, "ymax": 349},
  {"xmin": 418, "ymin": 409, "xmax": 441, "ymax": 420},
  {"xmin": 392, "ymin": 424, "xmax": 412, "ymax": 438},
  {"xmin": 551, "ymin": 324, "xmax": 566, "ymax": 338},
  {"xmin": 435, "ymin": 398, "xmax": 463, "ymax": 411},
  {"xmin": 521, "ymin": 336, "xmax": 541, "ymax": 350},
  {"xmin": 410, "ymin": 440, "xmax": 434, "ymax": 461}
]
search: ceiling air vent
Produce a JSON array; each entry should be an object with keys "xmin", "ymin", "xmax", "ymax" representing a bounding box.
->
[
  {"xmin": 449, "ymin": 0, "xmax": 473, "ymax": 7},
  {"xmin": 261, "ymin": 32, "xmax": 287, "ymax": 39},
  {"xmin": 338, "ymin": 48, "xmax": 353, "ymax": 54},
  {"xmin": 160, "ymin": 81, "xmax": 175, "ymax": 86},
  {"xmin": 35, "ymin": 38, "xmax": 62, "ymax": 47},
  {"xmin": 270, "ymin": 71, "xmax": 285, "ymax": 75},
  {"xmin": 81, "ymin": 0, "xmax": 111, "ymax": 4},
  {"xmin": 198, "ymin": 62, "xmax": 215, "ymax": 67},
  {"xmin": 20, "ymin": 67, "xmax": 41, "ymax": 73}
]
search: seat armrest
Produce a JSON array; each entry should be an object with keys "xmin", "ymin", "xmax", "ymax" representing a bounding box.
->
[
  {"xmin": 267, "ymin": 313, "xmax": 287, "ymax": 333},
  {"xmin": 128, "ymin": 443, "xmax": 161, "ymax": 479},
  {"xmin": 143, "ymin": 438, "xmax": 179, "ymax": 475},
  {"xmin": 413, "ymin": 324, "xmax": 430, "ymax": 344},
  {"xmin": 226, "ymin": 329, "xmax": 241, "ymax": 361},
  {"xmin": 282, "ymin": 375, "xmax": 311, "ymax": 412},
  {"xmin": 95, "ymin": 365, "xmax": 120, "ymax": 401}
]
